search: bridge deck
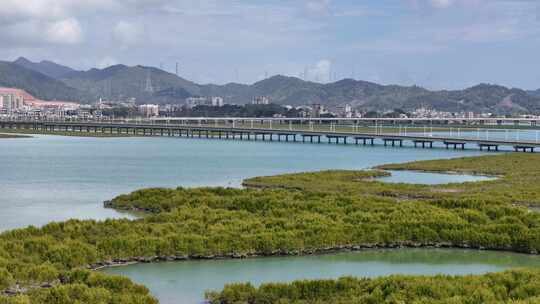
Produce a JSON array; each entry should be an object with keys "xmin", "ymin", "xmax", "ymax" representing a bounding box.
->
[{"xmin": 2, "ymin": 121, "xmax": 539, "ymax": 152}]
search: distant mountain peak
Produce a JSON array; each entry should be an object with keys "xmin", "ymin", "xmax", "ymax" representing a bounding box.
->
[
  {"xmin": 468, "ymin": 83, "xmax": 506, "ymax": 90},
  {"xmin": 268, "ymin": 74, "xmax": 297, "ymax": 80},
  {"xmin": 14, "ymin": 57, "xmax": 33, "ymax": 64},
  {"xmin": 331, "ymin": 78, "xmax": 362, "ymax": 86},
  {"xmin": 0, "ymin": 61, "xmax": 83, "ymax": 102},
  {"xmin": 102, "ymin": 64, "xmax": 129, "ymax": 72},
  {"xmin": 12, "ymin": 57, "xmax": 76, "ymax": 79},
  {"xmin": 253, "ymin": 74, "xmax": 313, "ymax": 87}
]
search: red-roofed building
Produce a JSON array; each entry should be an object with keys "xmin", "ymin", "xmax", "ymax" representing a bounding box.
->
[
  {"xmin": 0, "ymin": 87, "xmax": 79, "ymax": 111},
  {"xmin": 0, "ymin": 88, "xmax": 25, "ymax": 111}
]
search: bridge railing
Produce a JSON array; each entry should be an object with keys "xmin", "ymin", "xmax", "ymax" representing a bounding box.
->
[{"xmin": 2, "ymin": 117, "xmax": 540, "ymax": 144}]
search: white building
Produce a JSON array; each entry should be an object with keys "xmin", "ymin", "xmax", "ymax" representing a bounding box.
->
[
  {"xmin": 186, "ymin": 96, "xmax": 225, "ymax": 108},
  {"xmin": 337, "ymin": 104, "xmax": 353, "ymax": 118},
  {"xmin": 186, "ymin": 97, "xmax": 209, "ymax": 108},
  {"xmin": 138, "ymin": 104, "xmax": 159, "ymax": 117},
  {"xmin": 0, "ymin": 93, "xmax": 24, "ymax": 111},
  {"xmin": 211, "ymin": 97, "xmax": 224, "ymax": 107},
  {"xmin": 252, "ymin": 96, "xmax": 270, "ymax": 105}
]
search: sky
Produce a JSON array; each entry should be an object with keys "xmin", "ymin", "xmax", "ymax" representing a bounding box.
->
[{"xmin": 0, "ymin": 0, "xmax": 539, "ymax": 90}]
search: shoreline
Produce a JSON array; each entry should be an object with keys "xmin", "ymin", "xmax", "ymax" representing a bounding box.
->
[
  {"xmin": 374, "ymin": 166, "xmax": 504, "ymax": 179},
  {"xmin": 0, "ymin": 128, "xmax": 137, "ymax": 138},
  {"xmin": 377, "ymin": 168, "xmax": 502, "ymax": 180},
  {"xmin": 90, "ymin": 241, "xmax": 539, "ymax": 272},
  {"xmin": 3, "ymin": 243, "xmax": 538, "ymax": 297},
  {"xmin": 0, "ymin": 133, "xmax": 32, "ymax": 139}
]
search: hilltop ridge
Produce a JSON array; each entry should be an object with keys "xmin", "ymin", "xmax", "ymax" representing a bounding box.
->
[{"xmin": 2, "ymin": 58, "xmax": 540, "ymax": 114}]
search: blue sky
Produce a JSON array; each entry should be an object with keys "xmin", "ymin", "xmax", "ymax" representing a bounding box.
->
[{"xmin": 0, "ymin": 0, "xmax": 539, "ymax": 89}]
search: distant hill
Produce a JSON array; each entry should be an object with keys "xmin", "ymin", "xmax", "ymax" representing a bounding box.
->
[
  {"xmin": 244, "ymin": 76, "xmax": 429, "ymax": 109},
  {"xmin": 3, "ymin": 57, "xmax": 540, "ymax": 114},
  {"xmin": 61, "ymin": 65, "xmax": 199, "ymax": 103},
  {"xmin": 0, "ymin": 61, "xmax": 85, "ymax": 102},
  {"xmin": 230, "ymin": 76, "xmax": 540, "ymax": 114},
  {"xmin": 13, "ymin": 57, "xmax": 76, "ymax": 79},
  {"xmin": 527, "ymin": 89, "xmax": 540, "ymax": 98},
  {"xmin": 403, "ymin": 84, "xmax": 538, "ymax": 114},
  {"xmin": 199, "ymin": 82, "xmax": 255, "ymax": 103},
  {"xmin": 197, "ymin": 76, "xmax": 429, "ymax": 109}
]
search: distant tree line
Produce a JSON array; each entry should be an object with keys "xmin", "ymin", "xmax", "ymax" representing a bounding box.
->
[{"xmin": 170, "ymin": 104, "xmax": 304, "ymax": 118}]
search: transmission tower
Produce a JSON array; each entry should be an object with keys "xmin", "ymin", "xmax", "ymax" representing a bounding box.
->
[{"xmin": 144, "ymin": 70, "xmax": 154, "ymax": 93}]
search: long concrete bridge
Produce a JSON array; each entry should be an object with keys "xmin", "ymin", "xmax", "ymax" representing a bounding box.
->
[
  {"xmin": 1, "ymin": 120, "xmax": 539, "ymax": 153},
  {"xmin": 147, "ymin": 116, "xmax": 540, "ymax": 126}
]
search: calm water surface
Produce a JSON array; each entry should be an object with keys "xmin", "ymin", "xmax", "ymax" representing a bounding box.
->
[
  {"xmin": 380, "ymin": 170, "xmax": 495, "ymax": 184},
  {"xmin": 103, "ymin": 249, "xmax": 540, "ymax": 304},
  {"xmin": 0, "ymin": 135, "xmax": 488, "ymax": 231}
]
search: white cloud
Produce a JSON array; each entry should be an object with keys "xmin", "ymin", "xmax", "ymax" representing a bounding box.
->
[
  {"xmin": 353, "ymin": 39, "xmax": 443, "ymax": 54},
  {"xmin": 0, "ymin": 0, "xmax": 67, "ymax": 23},
  {"xmin": 0, "ymin": 0, "xmax": 115, "ymax": 24},
  {"xmin": 45, "ymin": 18, "xmax": 83, "ymax": 44},
  {"xmin": 113, "ymin": 21, "xmax": 141, "ymax": 46},
  {"xmin": 394, "ymin": 0, "xmax": 539, "ymax": 47},
  {"xmin": 333, "ymin": 7, "xmax": 384, "ymax": 17},
  {"xmin": 307, "ymin": 59, "xmax": 332, "ymax": 83},
  {"xmin": 429, "ymin": 0, "xmax": 453, "ymax": 9},
  {"xmin": 306, "ymin": 0, "xmax": 331, "ymax": 13},
  {"xmin": 1, "ymin": 0, "xmax": 539, "ymax": 87},
  {"xmin": 408, "ymin": 0, "xmax": 487, "ymax": 10}
]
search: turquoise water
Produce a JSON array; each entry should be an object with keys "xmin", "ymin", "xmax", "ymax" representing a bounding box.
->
[
  {"xmin": 0, "ymin": 135, "xmax": 488, "ymax": 231},
  {"xmin": 103, "ymin": 249, "xmax": 540, "ymax": 304},
  {"xmin": 380, "ymin": 170, "xmax": 496, "ymax": 184}
]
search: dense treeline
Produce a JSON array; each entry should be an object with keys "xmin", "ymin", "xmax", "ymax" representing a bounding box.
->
[
  {"xmin": 172, "ymin": 104, "xmax": 304, "ymax": 118},
  {"xmin": 206, "ymin": 269, "xmax": 540, "ymax": 303},
  {"xmin": 1, "ymin": 153, "xmax": 540, "ymax": 303}
]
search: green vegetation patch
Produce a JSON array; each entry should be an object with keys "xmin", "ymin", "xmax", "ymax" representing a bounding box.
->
[
  {"xmin": 206, "ymin": 269, "xmax": 540, "ymax": 304},
  {"xmin": 2, "ymin": 153, "xmax": 540, "ymax": 303},
  {"xmin": 0, "ymin": 270, "xmax": 156, "ymax": 304}
]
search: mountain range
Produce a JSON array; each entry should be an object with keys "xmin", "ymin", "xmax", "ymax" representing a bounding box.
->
[{"xmin": 0, "ymin": 57, "xmax": 539, "ymax": 115}]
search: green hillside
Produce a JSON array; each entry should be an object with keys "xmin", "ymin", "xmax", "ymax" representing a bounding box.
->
[
  {"xmin": 4, "ymin": 57, "xmax": 540, "ymax": 114},
  {"xmin": 0, "ymin": 61, "xmax": 84, "ymax": 102}
]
